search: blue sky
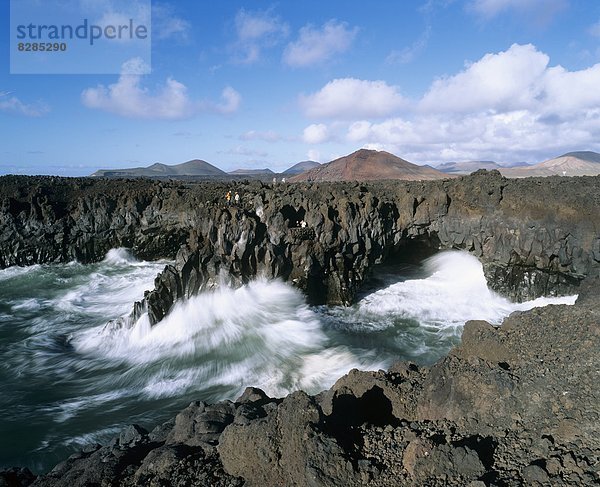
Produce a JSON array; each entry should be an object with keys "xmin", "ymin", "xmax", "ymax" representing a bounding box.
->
[{"xmin": 2, "ymin": 0, "xmax": 600, "ymax": 176}]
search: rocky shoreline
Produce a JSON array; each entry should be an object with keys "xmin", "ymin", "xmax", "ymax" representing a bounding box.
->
[
  {"xmin": 1, "ymin": 173, "xmax": 599, "ymax": 485},
  {"xmin": 3, "ymin": 277, "xmax": 598, "ymax": 486},
  {"xmin": 1, "ymin": 172, "xmax": 598, "ymax": 320}
]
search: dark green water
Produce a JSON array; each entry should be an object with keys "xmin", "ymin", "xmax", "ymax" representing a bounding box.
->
[{"xmin": 0, "ymin": 249, "xmax": 575, "ymax": 472}]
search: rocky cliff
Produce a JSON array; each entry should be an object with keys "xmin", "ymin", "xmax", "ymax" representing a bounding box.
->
[
  {"xmin": 1, "ymin": 172, "xmax": 598, "ymax": 327},
  {"xmin": 1, "ymin": 173, "xmax": 599, "ymax": 486},
  {"xmin": 6, "ymin": 278, "xmax": 598, "ymax": 486}
]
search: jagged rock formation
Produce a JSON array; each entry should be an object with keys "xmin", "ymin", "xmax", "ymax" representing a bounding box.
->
[
  {"xmin": 10, "ymin": 279, "xmax": 599, "ymax": 486},
  {"xmin": 1, "ymin": 172, "xmax": 599, "ymax": 327},
  {"xmin": 2, "ymin": 173, "xmax": 600, "ymax": 486}
]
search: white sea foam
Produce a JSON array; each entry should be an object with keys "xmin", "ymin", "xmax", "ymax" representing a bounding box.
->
[
  {"xmin": 351, "ymin": 251, "xmax": 576, "ymax": 328},
  {"xmin": 11, "ymin": 298, "xmax": 42, "ymax": 311},
  {"xmin": 0, "ymin": 248, "xmax": 581, "ymax": 470},
  {"xmin": 102, "ymin": 248, "xmax": 139, "ymax": 266},
  {"xmin": 0, "ymin": 264, "xmax": 41, "ymax": 281},
  {"xmin": 71, "ymin": 250, "xmax": 578, "ymax": 400},
  {"xmin": 74, "ymin": 279, "xmax": 326, "ymax": 361}
]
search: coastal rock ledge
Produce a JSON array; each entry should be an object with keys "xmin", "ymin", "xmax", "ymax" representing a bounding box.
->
[
  {"xmin": 3, "ymin": 278, "xmax": 598, "ymax": 486},
  {"xmin": 1, "ymin": 172, "xmax": 599, "ymax": 325},
  {"xmin": 0, "ymin": 173, "xmax": 599, "ymax": 485}
]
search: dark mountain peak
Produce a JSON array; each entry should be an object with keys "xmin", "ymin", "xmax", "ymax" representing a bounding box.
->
[{"xmin": 283, "ymin": 160, "xmax": 321, "ymax": 175}]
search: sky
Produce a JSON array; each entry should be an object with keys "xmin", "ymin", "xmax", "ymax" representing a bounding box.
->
[{"xmin": 2, "ymin": 0, "xmax": 600, "ymax": 176}]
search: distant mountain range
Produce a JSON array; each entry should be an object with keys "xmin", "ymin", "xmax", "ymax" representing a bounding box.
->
[
  {"xmin": 500, "ymin": 151, "xmax": 600, "ymax": 177},
  {"xmin": 290, "ymin": 149, "xmax": 448, "ymax": 182},
  {"xmin": 436, "ymin": 160, "xmax": 530, "ymax": 175},
  {"xmin": 91, "ymin": 159, "xmax": 225, "ymax": 178},
  {"xmin": 90, "ymin": 150, "xmax": 600, "ymax": 181},
  {"xmin": 283, "ymin": 160, "xmax": 321, "ymax": 175}
]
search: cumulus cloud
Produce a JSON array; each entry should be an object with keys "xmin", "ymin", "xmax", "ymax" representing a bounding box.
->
[
  {"xmin": 302, "ymin": 123, "xmax": 331, "ymax": 144},
  {"xmin": 300, "ymin": 78, "xmax": 407, "ymax": 119},
  {"xmin": 0, "ymin": 91, "xmax": 49, "ymax": 117},
  {"xmin": 283, "ymin": 20, "xmax": 358, "ymax": 67},
  {"xmin": 82, "ymin": 59, "xmax": 240, "ymax": 119},
  {"xmin": 232, "ymin": 8, "xmax": 289, "ymax": 64},
  {"xmin": 419, "ymin": 44, "xmax": 600, "ymax": 118},
  {"xmin": 468, "ymin": 0, "xmax": 567, "ymax": 24},
  {"xmin": 420, "ymin": 43, "xmax": 548, "ymax": 113},
  {"xmin": 300, "ymin": 44, "xmax": 600, "ymax": 162}
]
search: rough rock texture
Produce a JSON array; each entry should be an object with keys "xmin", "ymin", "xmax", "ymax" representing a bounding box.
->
[
  {"xmin": 1, "ymin": 172, "xmax": 598, "ymax": 326},
  {"xmin": 3, "ymin": 173, "xmax": 599, "ymax": 485},
  {"xmin": 16, "ymin": 279, "xmax": 599, "ymax": 486}
]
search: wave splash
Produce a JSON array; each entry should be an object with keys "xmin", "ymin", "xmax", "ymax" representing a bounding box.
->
[
  {"xmin": 72, "ymin": 278, "xmax": 384, "ymax": 399},
  {"xmin": 72, "ymin": 249, "xmax": 576, "ymax": 401},
  {"xmin": 0, "ymin": 248, "xmax": 577, "ymax": 472},
  {"xmin": 357, "ymin": 251, "xmax": 576, "ymax": 327}
]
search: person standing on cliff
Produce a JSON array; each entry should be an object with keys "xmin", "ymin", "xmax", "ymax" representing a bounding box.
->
[
  {"xmin": 234, "ymin": 192, "xmax": 240, "ymax": 205},
  {"xmin": 226, "ymin": 191, "xmax": 231, "ymax": 206}
]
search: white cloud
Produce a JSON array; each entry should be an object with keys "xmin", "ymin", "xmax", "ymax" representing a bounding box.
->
[
  {"xmin": 419, "ymin": 43, "xmax": 600, "ymax": 119},
  {"xmin": 386, "ymin": 25, "xmax": 431, "ymax": 65},
  {"xmin": 283, "ymin": 20, "xmax": 358, "ymax": 67},
  {"xmin": 420, "ymin": 44, "xmax": 548, "ymax": 113},
  {"xmin": 216, "ymin": 87, "xmax": 242, "ymax": 114},
  {"xmin": 302, "ymin": 123, "xmax": 330, "ymax": 144},
  {"xmin": 468, "ymin": 0, "xmax": 567, "ymax": 24},
  {"xmin": 82, "ymin": 59, "xmax": 240, "ymax": 119},
  {"xmin": 232, "ymin": 8, "xmax": 289, "ymax": 64},
  {"xmin": 0, "ymin": 91, "xmax": 49, "ymax": 117},
  {"xmin": 300, "ymin": 78, "xmax": 407, "ymax": 119},
  {"xmin": 344, "ymin": 110, "xmax": 600, "ymax": 164},
  {"xmin": 300, "ymin": 44, "xmax": 600, "ymax": 164}
]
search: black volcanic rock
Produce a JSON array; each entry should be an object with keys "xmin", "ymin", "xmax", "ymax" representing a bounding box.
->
[
  {"xmin": 2, "ymin": 173, "xmax": 600, "ymax": 486},
  {"xmin": 1, "ymin": 172, "xmax": 599, "ymax": 327},
  {"xmin": 24, "ymin": 286, "xmax": 600, "ymax": 486}
]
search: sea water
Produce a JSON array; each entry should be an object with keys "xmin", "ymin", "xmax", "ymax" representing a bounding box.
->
[{"xmin": 0, "ymin": 249, "xmax": 576, "ymax": 472}]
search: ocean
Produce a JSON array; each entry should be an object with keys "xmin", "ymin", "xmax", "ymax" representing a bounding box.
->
[{"xmin": 0, "ymin": 249, "xmax": 576, "ymax": 472}]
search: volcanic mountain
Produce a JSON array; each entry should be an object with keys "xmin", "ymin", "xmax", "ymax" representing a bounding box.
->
[
  {"xmin": 91, "ymin": 159, "xmax": 226, "ymax": 178},
  {"xmin": 290, "ymin": 149, "xmax": 449, "ymax": 182},
  {"xmin": 500, "ymin": 151, "xmax": 600, "ymax": 178},
  {"xmin": 283, "ymin": 160, "xmax": 321, "ymax": 175}
]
